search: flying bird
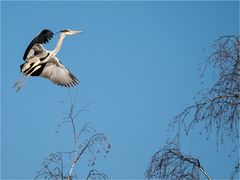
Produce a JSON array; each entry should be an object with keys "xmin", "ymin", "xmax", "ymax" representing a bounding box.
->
[{"xmin": 14, "ymin": 29, "xmax": 81, "ymax": 92}]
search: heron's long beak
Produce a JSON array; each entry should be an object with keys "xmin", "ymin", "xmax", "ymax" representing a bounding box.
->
[{"xmin": 70, "ymin": 30, "xmax": 82, "ymax": 35}]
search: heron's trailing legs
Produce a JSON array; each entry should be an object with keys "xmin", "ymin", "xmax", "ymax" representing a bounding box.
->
[
  {"xmin": 13, "ymin": 74, "xmax": 25, "ymax": 89},
  {"xmin": 14, "ymin": 65, "xmax": 41, "ymax": 93},
  {"xmin": 14, "ymin": 63, "xmax": 39, "ymax": 89}
]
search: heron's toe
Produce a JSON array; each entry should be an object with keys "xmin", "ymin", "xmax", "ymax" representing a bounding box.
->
[{"xmin": 16, "ymin": 86, "xmax": 22, "ymax": 93}]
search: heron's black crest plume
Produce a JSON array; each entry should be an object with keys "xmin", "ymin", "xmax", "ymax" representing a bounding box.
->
[
  {"xmin": 61, "ymin": 29, "xmax": 70, "ymax": 33},
  {"xmin": 23, "ymin": 29, "xmax": 53, "ymax": 60}
]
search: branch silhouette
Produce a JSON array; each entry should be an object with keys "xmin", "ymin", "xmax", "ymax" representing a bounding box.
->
[
  {"xmin": 147, "ymin": 35, "xmax": 239, "ymax": 180},
  {"xmin": 35, "ymin": 96, "xmax": 111, "ymax": 179}
]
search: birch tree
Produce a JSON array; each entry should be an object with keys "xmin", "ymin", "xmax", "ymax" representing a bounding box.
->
[
  {"xmin": 146, "ymin": 35, "xmax": 240, "ymax": 179},
  {"xmin": 34, "ymin": 97, "xmax": 111, "ymax": 179}
]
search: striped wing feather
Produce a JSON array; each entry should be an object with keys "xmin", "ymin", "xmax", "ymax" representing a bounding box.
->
[{"xmin": 40, "ymin": 58, "xmax": 79, "ymax": 87}]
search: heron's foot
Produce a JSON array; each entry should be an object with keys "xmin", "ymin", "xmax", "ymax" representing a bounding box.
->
[{"xmin": 16, "ymin": 86, "xmax": 22, "ymax": 93}]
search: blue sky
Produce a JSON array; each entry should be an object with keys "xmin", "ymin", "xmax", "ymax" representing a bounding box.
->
[{"xmin": 1, "ymin": 1, "xmax": 239, "ymax": 179}]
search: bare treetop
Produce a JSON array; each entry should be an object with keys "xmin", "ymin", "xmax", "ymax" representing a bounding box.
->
[
  {"xmin": 149, "ymin": 35, "xmax": 240, "ymax": 180},
  {"xmin": 145, "ymin": 142, "xmax": 211, "ymax": 180},
  {"xmin": 35, "ymin": 96, "xmax": 111, "ymax": 180},
  {"xmin": 171, "ymin": 35, "xmax": 239, "ymax": 146}
]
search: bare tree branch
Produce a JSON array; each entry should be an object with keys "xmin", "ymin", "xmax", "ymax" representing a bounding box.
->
[
  {"xmin": 86, "ymin": 169, "xmax": 108, "ymax": 180},
  {"xmin": 148, "ymin": 35, "xmax": 239, "ymax": 180},
  {"xmin": 230, "ymin": 160, "xmax": 240, "ymax": 180},
  {"xmin": 171, "ymin": 35, "xmax": 240, "ymax": 146},
  {"xmin": 145, "ymin": 142, "xmax": 211, "ymax": 180},
  {"xmin": 35, "ymin": 96, "xmax": 111, "ymax": 179}
]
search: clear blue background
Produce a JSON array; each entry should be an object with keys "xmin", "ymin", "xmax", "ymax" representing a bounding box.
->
[{"xmin": 1, "ymin": 1, "xmax": 239, "ymax": 179}]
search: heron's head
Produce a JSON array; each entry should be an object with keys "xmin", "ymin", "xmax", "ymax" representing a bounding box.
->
[{"xmin": 60, "ymin": 29, "xmax": 81, "ymax": 36}]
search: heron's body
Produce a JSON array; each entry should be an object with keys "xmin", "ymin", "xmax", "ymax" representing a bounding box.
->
[{"xmin": 14, "ymin": 29, "xmax": 81, "ymax": 92}]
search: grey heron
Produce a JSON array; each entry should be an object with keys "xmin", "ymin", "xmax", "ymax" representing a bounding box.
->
[{"xmin": 14, "ymin": 29, "xmax": 81, "ymax": 92}]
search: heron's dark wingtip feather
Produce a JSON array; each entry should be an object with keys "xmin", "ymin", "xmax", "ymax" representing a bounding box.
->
[
  {"xmin": 56, "ymin": 73, "xmax": 79, "ymax": 88},
  {"xmin": 61, "ymin": 72, "xmax": 79, "ymax": 88},
  {"xmin": 69, "ymin": 72, "xmax": 79, "ymax": 87},
  {"xmin": 23, "ymin": 29, "xmax": 54, "ymax": 60}
]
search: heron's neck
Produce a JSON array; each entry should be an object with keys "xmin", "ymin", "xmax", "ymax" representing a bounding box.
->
[{"xmin": 51, "ymin": 34, "xmax": 66, "ymax": 56}]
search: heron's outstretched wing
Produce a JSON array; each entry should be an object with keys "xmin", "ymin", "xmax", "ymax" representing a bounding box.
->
[
  {"xmin": 40, "ymin": 57, "xmax": 79, "ymax": 87},
  {"xmin": 23, "ymin": 29, "xmax": 53, "ymax": 61}
]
